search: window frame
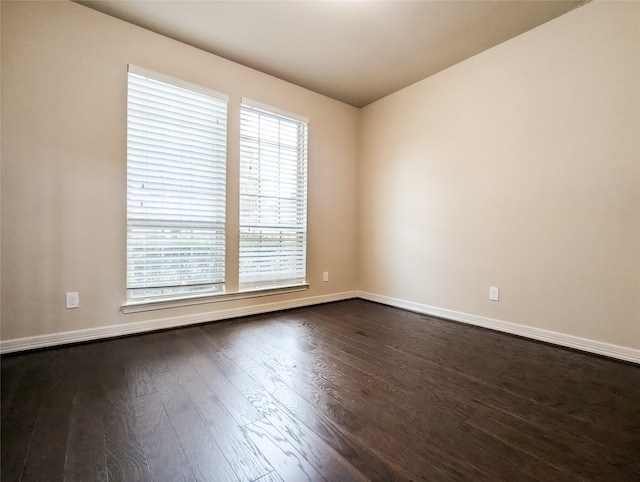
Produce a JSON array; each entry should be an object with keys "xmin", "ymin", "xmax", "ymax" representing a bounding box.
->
[
  {"xmin": 125, "ymin": 65, "xmax": 229, "ymax": 303},
  {"xmin": 122, "ymin": 69, "xmax": 311, "ymax": 313},
  {"xmin": 238, "ymin": 98, "xmax": 309, "ymax": 292}
]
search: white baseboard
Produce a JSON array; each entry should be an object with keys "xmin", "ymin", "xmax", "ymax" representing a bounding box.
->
[
  {"xmin": 357, "ymin": 291, "xmax": 640, "ymax": 364},
  {"xmin": 3, "ymin": 290, "xmax": 639, "ymax": 364},
  {"xmin": 0, "ymin": 291, "xmax": 359, "ymax": 355}
]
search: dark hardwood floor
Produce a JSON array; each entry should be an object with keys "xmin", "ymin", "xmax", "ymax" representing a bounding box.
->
[{"xmin": 2, "ymin": 299, "xmax": 639, "ymax": 481}]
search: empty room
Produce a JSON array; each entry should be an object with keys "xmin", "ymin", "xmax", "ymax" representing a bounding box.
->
[{"xmin": 1, "ymin": 0, "xmax": 639, "ymax": 480}]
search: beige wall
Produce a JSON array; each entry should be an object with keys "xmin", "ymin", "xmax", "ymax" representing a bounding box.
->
[
  {"xmin": 2, "ymin": 1, "xmax": 639, "ymax": 353},
  {"xmin": 1, "ymin": 1, "xmax": 360, "ymax": 340},
  {"xmin": 359, "ymin": 0, "xmax": 640, "ymax": 349}
]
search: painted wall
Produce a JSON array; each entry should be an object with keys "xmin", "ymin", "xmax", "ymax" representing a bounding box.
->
[
  {"xmin": 3, "ymin": 0, "xmax": 639, "ymax": 355},
  {"xmin": 359, "ymin": 0, "xmax": 640, "ymax": 349},
  {"xmin": 1, "ymin": 1, "xmax": 360, "ymax": 341}
]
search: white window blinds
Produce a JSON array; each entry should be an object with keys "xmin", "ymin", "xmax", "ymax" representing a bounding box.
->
[
  {"xmin": 239, "ymin": 101, "xmax": 308, "ymax": 289},
  {"xmin": 127, "ymin": 65, "xmax": 228, "ymax": 300}
]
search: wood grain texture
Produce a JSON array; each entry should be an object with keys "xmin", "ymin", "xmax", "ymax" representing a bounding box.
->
[
  {"xmin": 150, "ymin": 368, "xmax": 240, "ymax": 482},
  {"xmin": 132, "ymin": 391, "xmax": 195, "ymax": 482},
  {"xmin": 2, "ymin": 299, "xmax": 639, "ymax": 481},
  {"xmin": 64, "ymin": 387, "xmax": 108, "ymax": 482},
  {"xmin": 1, "ymin": 352, "xmax": 49, "ymax": 481}
]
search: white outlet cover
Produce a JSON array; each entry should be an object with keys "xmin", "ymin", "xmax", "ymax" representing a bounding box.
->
[
  {"xmin": 489, "ymin": 287, "xmax": 500, "ymax": 301},
  {"xmin": 66, "ymin": 292, "xmax": 80, "ymax": 309}
]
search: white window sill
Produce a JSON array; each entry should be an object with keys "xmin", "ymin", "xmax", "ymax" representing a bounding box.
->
[{"xmin": 121, "ymin": 283, "xmax": 309, "ymax": 314}]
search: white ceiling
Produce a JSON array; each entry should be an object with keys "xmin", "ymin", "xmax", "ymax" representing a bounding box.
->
[{"xmin": 76, "ymin": 0, "xmax": 587, "ymax": 107}]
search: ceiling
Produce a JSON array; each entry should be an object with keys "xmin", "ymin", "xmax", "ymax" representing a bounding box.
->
[{"xmin": 76, "ymin": 0, "xmax": 587, "ymax": 107}]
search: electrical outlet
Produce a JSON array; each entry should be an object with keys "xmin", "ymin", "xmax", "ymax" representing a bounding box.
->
[
  {"xmin": 489, "ymin": 287, "xmax": 500, "ymax": 302},
  {"xmin": 323, "ymin": 271, "xmax": 329, "ymax": 282},
  {"xmin": 66, "ymin": 292, "xmax": 80, "ymax": 309}
]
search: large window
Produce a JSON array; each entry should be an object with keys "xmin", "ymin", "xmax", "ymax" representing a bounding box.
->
[
  {"xmin": 239, "ymin": 101, "xmax": 308, "ymax": 290},
  {"xmin": 126, "ymin": 66, "xmax": 228, "ymax": 300}
]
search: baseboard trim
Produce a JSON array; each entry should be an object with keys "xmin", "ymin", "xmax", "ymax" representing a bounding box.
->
[
  {"xmin": 4, "ymin": 290, "xmax": 639, "ymax": 364},
  {"xmin": 0, "ymin": 291, "xmax": 359, "ymax": 355},
  {"xmin": 356, "ymin": 291, "xmax": 640, "ymax": 364}
]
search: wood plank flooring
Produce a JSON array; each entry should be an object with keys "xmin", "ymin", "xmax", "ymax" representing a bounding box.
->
[{"xmin": 2, "ymin": 299, "xmax": 639, "ymax": 481}]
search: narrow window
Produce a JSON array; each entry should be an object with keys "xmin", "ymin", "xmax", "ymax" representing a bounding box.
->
[
  {"xmin": 126, "ymin": 66, "xmax": 227, "ymax": 300},
  {"xmin": 239, "ymin": 101, "xmax": 308, "ymax": 290}
]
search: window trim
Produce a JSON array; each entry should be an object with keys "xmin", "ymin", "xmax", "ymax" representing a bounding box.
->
[
  {"xmin": 128, "ymin": 65, "xmax": 230, "ymax": 102},
  {"xmin": 241, "ymin": 97, "xmax": 310, "ymax": 124},
  {"xmin": 121, "ymin": 282, "xmax": 309, "ymax": 313}
]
